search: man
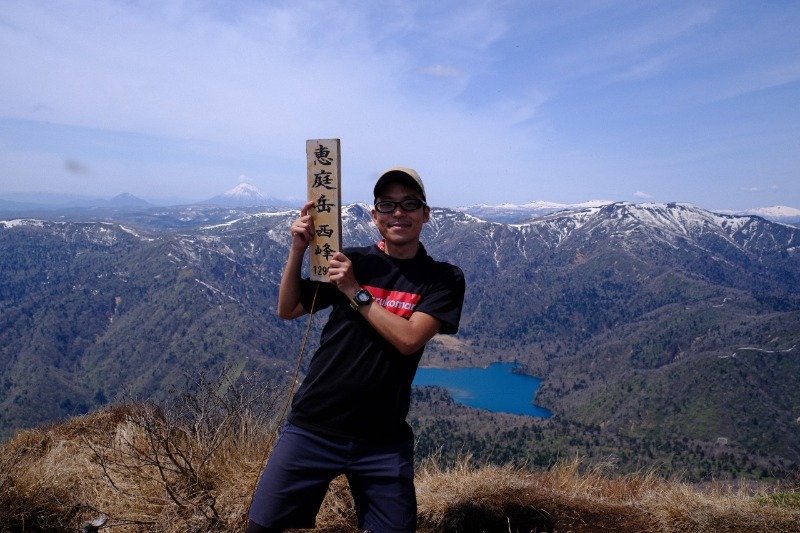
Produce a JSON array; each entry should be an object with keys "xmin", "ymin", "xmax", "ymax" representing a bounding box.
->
[{"xmin": 248, "ymin": 167, "xmax": 465, "ymax": 533}]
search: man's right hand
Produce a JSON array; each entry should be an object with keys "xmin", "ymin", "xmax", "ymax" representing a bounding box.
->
[
  {"xmin": 290, "ymin": 200, "xmax": 316, "ymax": 251},
  {"xmin": 279, "ymin": 200, "xmax": 317, "ymax": 319}
]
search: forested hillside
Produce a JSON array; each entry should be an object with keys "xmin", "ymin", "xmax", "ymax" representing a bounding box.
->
[{"xmin": 1, "ymin": 202, "xmax": 799, "ymax": 480}]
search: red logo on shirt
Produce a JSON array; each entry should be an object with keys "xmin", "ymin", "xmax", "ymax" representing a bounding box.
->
[{"xmin": 364, "ymin": 285, "xmax": 421, "ymax": 318}]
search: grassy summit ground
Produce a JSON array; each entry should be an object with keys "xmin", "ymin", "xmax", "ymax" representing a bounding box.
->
[{"xmin": 2, "ymin": 377, "xmax": 798, "ymax": 532}]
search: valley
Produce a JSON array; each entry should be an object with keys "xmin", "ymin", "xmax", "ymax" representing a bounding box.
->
[{"xmin": 1, "ymin": 201, "xmax": 799, "ymax": 481}]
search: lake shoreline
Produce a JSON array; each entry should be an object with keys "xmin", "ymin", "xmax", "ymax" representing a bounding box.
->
[{"xmin": 413, "ymin": 362, "xmax": 552, "ymax": 418}]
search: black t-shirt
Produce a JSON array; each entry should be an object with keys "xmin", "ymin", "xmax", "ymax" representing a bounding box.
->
[{"xmin": 288, "ymin": 243, "xmax": 465, "ymax": 442}]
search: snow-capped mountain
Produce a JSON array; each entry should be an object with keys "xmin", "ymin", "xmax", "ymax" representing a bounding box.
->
[
  {"xmin": 730, "ymin": 206, "xmax": 800, "ymax": 226},
  {"xmin": 202, "ymin": 183, "xmax": 288, "ymax": 207},
  {"xmin": 457, "ymin": 200, "xmax": 611, "ymax": 222},
  {"xmin": 460, "ymin": 201, "xmax": 800, "ymax": 227},
  {"xmin": 3, "ymin": 200, "xmax": 800, "ymax": 468}
]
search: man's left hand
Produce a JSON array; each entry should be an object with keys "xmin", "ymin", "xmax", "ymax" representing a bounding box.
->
[{"xmin": 328, "ymin": 252, "xmax": 359, "ymax": 297}]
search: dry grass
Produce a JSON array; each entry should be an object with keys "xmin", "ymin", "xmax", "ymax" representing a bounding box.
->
[
  {"xmin": 415, "ymin": 454, "xmax": 800, "ymax": 532},
  {"xmin": 1, "ymin": 378, "xmax": 799, "ymax": 533},
  {"xmin": 0, "ymin": 370, "xmax": 281, "ymax": 532}
]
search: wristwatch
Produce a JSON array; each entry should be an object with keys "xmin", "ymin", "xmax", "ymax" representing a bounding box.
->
[{"xmin": 350, "ymin": 288, "xmax": 373, "ymax": 311}]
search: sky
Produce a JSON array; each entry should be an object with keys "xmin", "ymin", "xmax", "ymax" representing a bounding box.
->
[{"xmin": 1, "ymin": 1, "xmax": 799, "ymax": 211}]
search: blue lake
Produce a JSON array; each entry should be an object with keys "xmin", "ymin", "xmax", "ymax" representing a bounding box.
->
[{"xmin": 413, "ymin": 362, "xmax": 553, "ymax": 418}]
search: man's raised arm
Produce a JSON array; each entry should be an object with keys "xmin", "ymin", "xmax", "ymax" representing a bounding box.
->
[{"xmin": 278, "ymin": 201, "xmax": 315, "ymax": 320}]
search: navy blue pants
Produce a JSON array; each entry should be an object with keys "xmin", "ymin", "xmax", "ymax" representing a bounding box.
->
[{"xmin": 248, "ymin": 423, "xmax": 417, "ymax": 533}]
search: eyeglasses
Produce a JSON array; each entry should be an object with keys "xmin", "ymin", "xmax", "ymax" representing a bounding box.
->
[{"xmin": 374, "ymin": 199, "xmax": 427, "ymax": 213}]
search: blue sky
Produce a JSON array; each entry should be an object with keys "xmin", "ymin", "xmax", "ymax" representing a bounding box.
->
[{"xmin": 1, "ymin": 1, "xmax": 798, "ymax": 210}]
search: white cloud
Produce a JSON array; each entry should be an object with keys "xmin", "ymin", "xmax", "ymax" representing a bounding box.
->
[
  {"xmin": 0, "ymin": 1, "xmax": 798, "ymax": 210},
  {"xmin": 420, "ymin": 64, "xmax": 462, "ymax": 78},
  {"xmin": 741, "ymin": 185, "xmax": 781, "ymax": 194},
  {"xmin": 634, "ymin": 191, "xmax": 653, "ymax": 199}
]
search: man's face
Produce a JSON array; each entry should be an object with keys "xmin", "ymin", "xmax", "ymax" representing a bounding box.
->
[{"xmin": 371, "ymin": 182, "xmax": 430, "ymax": 248}]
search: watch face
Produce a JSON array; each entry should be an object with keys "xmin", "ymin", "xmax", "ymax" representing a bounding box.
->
[{"xmin": 356, "ymin": 289, "xmax": 372, "ymax": 304}]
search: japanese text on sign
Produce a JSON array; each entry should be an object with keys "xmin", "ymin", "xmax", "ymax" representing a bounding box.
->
[{"xmin": 306, "ymin": 139, "xmax": 342, "ymax": 282}]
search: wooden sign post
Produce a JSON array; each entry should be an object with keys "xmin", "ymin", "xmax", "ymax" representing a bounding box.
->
[{"xmin": 306, "ymin": 139, "xmax": 342, "ymax": 282}]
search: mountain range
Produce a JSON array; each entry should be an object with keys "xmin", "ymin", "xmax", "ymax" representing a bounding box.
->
[
  {"xmin": 458, "ymin": 200, "xmax": 800, "ymax": 226},
  {"xmin": 2, "ymin": 187, "xmax": 799, "ymax": 226},
  {"xmin": 1, "ymin": 201, "xmax": 799, "ymax": 478},
  {"xmin": 0, "ymin": 182, "xmax": 289, "ymax": 211}
]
